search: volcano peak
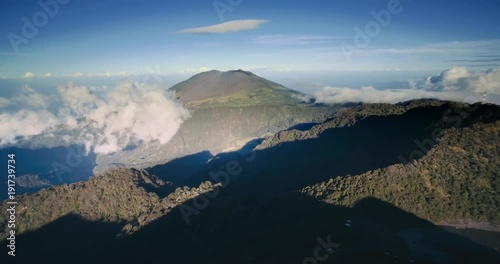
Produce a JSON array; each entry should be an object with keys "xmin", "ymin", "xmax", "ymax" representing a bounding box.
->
[{"xmin": 170, "ymin": 69, "xmax": 304, "ymax": 108}]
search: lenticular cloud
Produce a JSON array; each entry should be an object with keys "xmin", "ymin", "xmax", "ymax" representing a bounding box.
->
[{"xmin": 0, "ymin": 81, "xmax": 190, "ymax": 154}]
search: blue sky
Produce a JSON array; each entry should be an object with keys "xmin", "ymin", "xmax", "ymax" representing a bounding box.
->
[{"xmin": 0, "ymin": 0, "xmax": 499, "ymax": 85}]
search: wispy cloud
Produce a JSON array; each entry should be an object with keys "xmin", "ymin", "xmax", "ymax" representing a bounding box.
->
[
  {"xmin": 278, "ymin": 39, "xmax": 500, "ymax": 59},
  {"xmin": 60, "ymin": 71, "xmax": 129, "ymax": 78},
  {"xmin": 177, "ymin": 19, "xmax": 268, "ymax": 34},
  {"xmin": 250, "ymin": 39, "xmax": 500, "ymax": 71},
  {"xmin": 343, "ymin": 39, "xmax": 500, "ymax": 56},
  {"xmin": 446, "ymin": 56, "xmax": 500, "ymax": 67},
  {"xmin": 253, "ymin": 35, "xmax": 343, "ymax": 45},
  {"xmin": 179, "ymin": 67, "xmax": 213, "ymax": 74}
]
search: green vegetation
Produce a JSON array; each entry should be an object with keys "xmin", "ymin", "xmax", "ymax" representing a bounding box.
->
[
  {"xmin": 1, "ymin": 169, "xmax": 159, "ymax": 237},
  {"xmin": 302, "ymin": 121, "xmax": 500, "ymax": 224},
  {"xmin": 0, "ymin": 167, "xmax": 220, "ymax": 239}
]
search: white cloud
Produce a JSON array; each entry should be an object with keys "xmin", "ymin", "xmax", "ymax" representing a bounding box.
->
[
  {"xmin": 199, "ymin": 67, "xmax": 212, "ymax": 72},
  {"xmin": 0, "ymin": 81, "xmax": 190, "ymax": 154},
  {"xmin": 0, "ymin": 110, "xmax": 59, "ymax": 145},
  {"xmin": 44, "ymin": 73, "xmax": 52, "ymax": 78},
  {"xmin": 177, "ymin": 19, "xmax": 268, "ymax": 34},
  {"xmin": 313, "ymin": 67, "xmax": 500, "ymax": 104},
  {"xmin": 57, "ymin": 82, "xmax": 99, "ymax": 115},
  {"xmin": 83, "ymin": 81, "xmax": 190, "ymax": 154},
  {"xmin": 15, "ymin": 86, "xmax": 51, "ymax": 109},
  {"xmin": 313, "ymin": 86, "xmax": 468, "ymax": 104},
  {"xmin": 419, "ymin": 67, "xmax": 500, "ymax": 94},
  {"xmin": 92, "ymin": 71, "xmax": 128, "ymax": 77},
  {"xmin": 59, "ymin": 71, "xmax": 129, "ymax": 78},
  {"xmin": 180, "ymin": 67, "xmax": 213, "ymax": 74},
  {"xmin": 23, "ymin": 72, "xmax": 35, "ymax": 78},
  {"xmin": 291, "ymin": 93, "xmax": 314, "ymax": 102}
]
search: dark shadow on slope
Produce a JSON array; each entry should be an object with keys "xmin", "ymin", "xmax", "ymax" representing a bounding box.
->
[
  {"xmin": 178, "ymin": 104, "xmax": 456, "ymax": 194},
  {"xmin": 108, "ymin": 196, "xmax": 500, "ymax": 264},
  {"xmin": 0, "ymin": 144, "xmax": 96, "ymax": 199},
  {"xmin": 238, "ymin": 138, "xmax": 265, "ymax": 154},
  {"xmin": 129, "ymin": 168, "xmax": 174, "ymax": 198},
  {"xmin": 0, "ymin": 213, "xmax": 122, "ymax": 260},
  {"xmin": 147, "ymin": 139, "xmax": 265, "ymax": 194},
  {"xmin": 147, "ymin": 103, "xmax": 500, "ymax": 197},
  {"xmin": 209, "ymin": 138, "xmax": 265, "ymax": 162},
  {"xmin": 286, "ymin": 122, "xmax": 319, "ymax": 131},
  {"xmin": 7, "ymin": 195, "xmax": 499, "ymax": 263},
  {"xmin": 147, "ymin": 151, "xmax": 214, "ymax": 187}
]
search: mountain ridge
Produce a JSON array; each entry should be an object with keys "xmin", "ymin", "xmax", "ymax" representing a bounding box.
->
[{"xmin": 2, "ymin": 100, "xmax": 499, "ymax": 263}]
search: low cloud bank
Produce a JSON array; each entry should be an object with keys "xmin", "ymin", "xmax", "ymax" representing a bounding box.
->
[
  {"xmin": 0, "ymin": 81, "xmax": 190, "ymax": 154},
  {"xmin": 313, "ymin": 67, "xmax": 499, "ymax": 104},
  {"xmin": 313, "ymin": 86, "xmax": 468, "ymax": 104},
  {"xmin": 418, "ymin": 67, "xmax": 500, "ymax": 94}
]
